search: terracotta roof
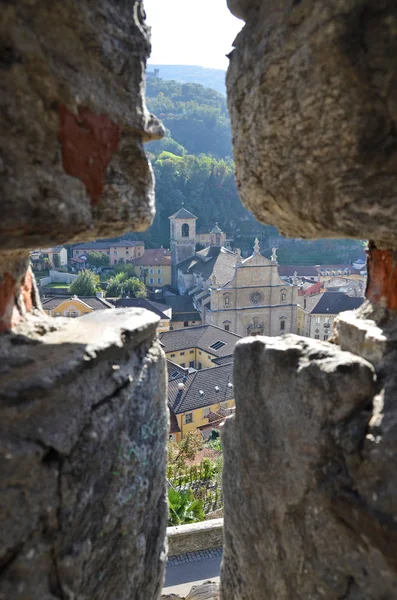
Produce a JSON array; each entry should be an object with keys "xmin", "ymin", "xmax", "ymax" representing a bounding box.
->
[
  {"xmin": 131, "ymin": 248, "xmax": 171, "ymax": 267},
  {"xmin": 109, "ymin": 298, "xmax": 171, "ymax": 319},
  {"xmin": 159, "ymin": 324, "xmax": 241, "ymax": 357},
  {"xmin": 169, "ymin": 207, "xmax": 197, "ymax": 220},
  {"xmin": 168, "ymin": 362, "xmax": 234, "ymax": 413},
  {"xmin": 41, "ymin": 295, "xmax": 114, "ymax": 311}
]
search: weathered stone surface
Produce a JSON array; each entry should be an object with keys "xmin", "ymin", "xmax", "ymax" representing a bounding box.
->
[
  {"xmin": 0, "ymin": 308, "xmax": 168, "ymax": 599},
  {"xmin": 187, "ymin": 581, "xmax": 220, "ymax": 599},
  {"xmin": 221, "ymin": 334, "xmax": 397, "ymax": 599},
  {"xmin": 0, "ymin": 0, "xmax": 164, "ymax": 251},
  {"xmin": 227, "ymin": 0, "xmax": 397, "ymax": 248},
  {"xmin": 167, "ymin": 519, "xmax": 223, "ymax": 557}
]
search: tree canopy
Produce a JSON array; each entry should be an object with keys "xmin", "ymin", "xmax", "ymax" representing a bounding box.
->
[
  {"xmin": 105, "ymin": 272, "xmax": 147, "ymax": 298},
  {"xmin": 69, "ymin": 270, "xmax": 100, "ymax": 296},
  {"xmin": 87, "ymin": 251, "xmax": 109, "ymax": 267}
]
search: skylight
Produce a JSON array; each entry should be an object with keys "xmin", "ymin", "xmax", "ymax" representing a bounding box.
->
[{"xmin": 210, "ymin": 340, "xmax": 226, "ymax": 350}]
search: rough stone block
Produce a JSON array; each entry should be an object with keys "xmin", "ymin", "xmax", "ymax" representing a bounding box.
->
[
  {"xmin": 0, "ymin": 0, "xmax": 164, "ymax": 251},
  {"xmin": 227, "ymin": 0, "xmax": 397, "ymax": 248},
  {"xmin": 221, "ymin": 334, "xmax": 397, "ymax": 599},
  {"xmin": 0, "ymin": 308, "xmax": 167, "ymax": 600}
]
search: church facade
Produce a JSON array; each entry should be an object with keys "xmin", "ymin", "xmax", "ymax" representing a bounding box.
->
[{"xmin": 169, "ymin": 208, "xmax": 297, "ymax": 337}]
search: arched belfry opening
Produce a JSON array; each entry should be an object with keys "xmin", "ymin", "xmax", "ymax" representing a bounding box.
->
[{"xmin": 181, "ymin": 223, "xmax": 189, "ymax": 237}]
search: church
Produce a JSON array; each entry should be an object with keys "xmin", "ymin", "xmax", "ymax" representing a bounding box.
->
[{"xmin": 169, "ymin": 208, "xmax": 298, "ymax": 337}]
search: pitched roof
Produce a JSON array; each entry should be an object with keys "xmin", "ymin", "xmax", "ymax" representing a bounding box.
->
[
  {"xmin": 167, "ymin": 360, "xmax": 188, "ymax": 380},
  {"xmin": 131, "ymin": 248, "xmax": 171, "ymax": 267},
  {"xmin": 278, "ymin": 265, "xmax": 319, "ymax": 277},
  {"xmin": 298, "ymin": 292, "xmax": 364, "ymax": 314},
  {"xmin": 211, "ymin": 223, "xmax": 223, "ymax": 234},
  {"xmin": 73, "ymin": 240, "xmax": 143, "ymax": 250},
  {"xmin": 169, "ymin": 405, "xmax": 181, "ymax": 433},
  {"xmin": 159, "ymin": 324, "xmax": 241, "ymax": 357},
  {"xmin": 168, "ymin": 362, "xmax": 234, "ymax": 413},
  {"xmin": 169, "ymin": 207, "xmax": 197, "ymax": 220},
  {"xmin": 162, "ymin": 295, "xmax": 201, "ymax": 321},
  {"xmin": 177, "ymin": 246, "xmax": 238, "ymax": 287},
  {"xmin": 109, "ymin": 298, "xmax": 171, "ymax": 319},
  {"xmin": 41, "ymin": 295, "xmax": 114, "ymax": 311}
]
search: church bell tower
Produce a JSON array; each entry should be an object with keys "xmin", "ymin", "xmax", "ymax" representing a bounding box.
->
[{"xmin": 169, "ymin": 206, "xmax": 197, "ymax": 287}]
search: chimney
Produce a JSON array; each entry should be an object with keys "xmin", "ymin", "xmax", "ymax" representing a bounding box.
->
[{"xmin": 304, "ymin": 297, "xmax": 307, "ymax": 310}]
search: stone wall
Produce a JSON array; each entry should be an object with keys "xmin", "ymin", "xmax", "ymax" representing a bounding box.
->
[
  {"xmin": 0, "ymin": 309, "xmax": 168, "ymax": 599},
  {"xmin": 167, "ymin": 519, "xmax": 223, "ymax": 557},
  {"xmin": 221, "ymin": 1, "xmax": 397, "ymax": 598},
  {"xmin": 0, "ymin": 2, "xmax": 168, "ymax": 598}
]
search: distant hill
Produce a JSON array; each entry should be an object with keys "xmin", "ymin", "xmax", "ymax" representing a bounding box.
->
[{"xmin": 147, "ymin": 65, "xmax": 226, "ymax": 96}]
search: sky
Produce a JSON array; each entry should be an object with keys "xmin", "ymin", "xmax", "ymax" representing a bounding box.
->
[{"xmin": 144, "ymin": 0, "xmax": 243, "ymax": 70}]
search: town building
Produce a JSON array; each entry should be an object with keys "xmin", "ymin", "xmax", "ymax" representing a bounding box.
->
[
  {"xmin": 159, "ymin": 324, "xmax": 239, "ymax": 370},
  {"xmin": 131, "ymin": 247, "xmax": 171, "ymax": 288},
  {"xmin": 278, "ymin": 265, "xmax": 319, "ymax": 281},
  {"xmin": 42, "ymin": 295, "xmax": 114, "ymax": 318},
  {"xmin": 109, "ymin": 297, "xmax": 171, "ymax": 332},
  {"xmin": 30, "ymin": 246, "xmax": 68, "ymax": 268},
  {"xmin": 316, "ymin": 262, "xmax": 367, "ymax": 278},
  {"xmin": 164, "ymin": 295, "xmax": 202, "ymax": 329},
  {"xmin": 168, "ymin": 362, "xmax": 234, "ymax": 441},
  {"xmin": 297, "ymin": 292, "xmax": 364, "ymax": 339},
  {"xmin": 72, "ymin": 240, "xmax": 144, "ymax": 265},
  {"xmin": 170, "ymin": 207, "xmax": 297, "ymax": 336},
  {"xmin": 196, "ymin": 224, "xmax": 233, "ymax": 250},
  {"xmin": 169, "ymin": 207, "xmax": 198, "ymax": 287}
]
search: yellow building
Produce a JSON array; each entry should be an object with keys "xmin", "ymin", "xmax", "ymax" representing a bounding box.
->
[
  {"xmin": 168, "ymin": 361, "xmax": 235, "ymax": 442},
  {"xmin": 42, "ymin": 295, "xmax": 114, "ymax": 317},
  {"xmin": 132, "ymin": 248, "xmax": 172, "ymax": 288},
  {"xmin": 72, "ymin": 240, "xmax": 144, "ymax": 265},
  {"xmin": 159, "ymin": 324, "xmax": 240, "ymax": 370}
]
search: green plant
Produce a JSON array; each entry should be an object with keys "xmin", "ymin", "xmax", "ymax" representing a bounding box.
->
[
  {"xmin": 69, "ymin": 270, "xmax": 100, "ymax": 296},
  {"xmin": 201, "ymin": 458, "xmax": 214, "ymax": 481},
  {"xmin": 105, "ymin": 272, "xmax": 147, "ymax": 298},
  {"xmin": 168, "ymin": 488, "xmax": 205, "ymax": 526},
  {"xmin": 87, "ymin": 251, "xmax": 110, "ymax": 267}
]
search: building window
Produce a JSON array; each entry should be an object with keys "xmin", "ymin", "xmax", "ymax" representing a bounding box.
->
[
  {"xmin": 180, "ymin": 362, "xmax": 186, "ymax": 367},
  {"xmin": 149, "ymin": 278, "xmax": 154, "ymax": 284},
  {"xmin": 324, "ymin": 317, "xmax": 331, "ymax": 325},
  {"xmin": 315, "ymin": 334, "xmax": 320, "ymax": 339},
  {"xmin": 185, "ymin": 413, "xmax": 193, "ymax": 424},
  {"xmin": 182, "ymin": 223, "xmax": 189, "ymax": 237},
  {"xmin": 280, "ymin": 319, "xmax": 286, "ymax": 331},
  {"xmin": 224, "ymin": 295, "xmax": 230, "ymax": 307},
  {"xmin": 170, "ymin": 353, "xmax": 175, "ymax": 357},
  {"xmin": 203, "ymin": 407, "xmax": 210, "ymax": 418},
  {"xmin": 184, "ymin": 321, "xmax": 189, "ymax": 327},
  {"xmin": 114, "ymin": 251, "xmax": 117, "ymax": 255},
  {"xmin": 189, "ymin": 360, "xmax": 195, "ymax": 368},
  {"xmin": 157, "ymin": 269, "xmax": 161, "ymax": 274},
  {"xmin": 180, "ymin": 352, "xmax": 185, "ymax": 356},
  {"xmin": 149, "ymin": 268, "xmax": 154, "ymax": 274},
  {"xmin": 210, "ymin": 340, "xmax": 226, "ymax": 350},
  {"xmin": 157, "ymin": 278, "xmax": 162, "ymax": 284},
  {"xmin": 323, "ymin": 334, "xmax": 329, "ymax": 341},
  {"xmin": 107, "ymin": 251, "xmax": 110, "ymax": 255},
  {"xmin": 126, "ymin": 250, "xmax": 129, "ymax": 254},
  {"xmin": 198, "ymin": 362, "xmax": 202, "ymax": 370},
  {"xmin": 224, "ymin": 323, "xmax": 230, "ymax": 331},
  {"xmin": 315, "ymin": 317, "xmax": 321, "ymax": 324},
  {"xmin": 198, "ymin": 351, "xmax": 202, "ymax": 355}
]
